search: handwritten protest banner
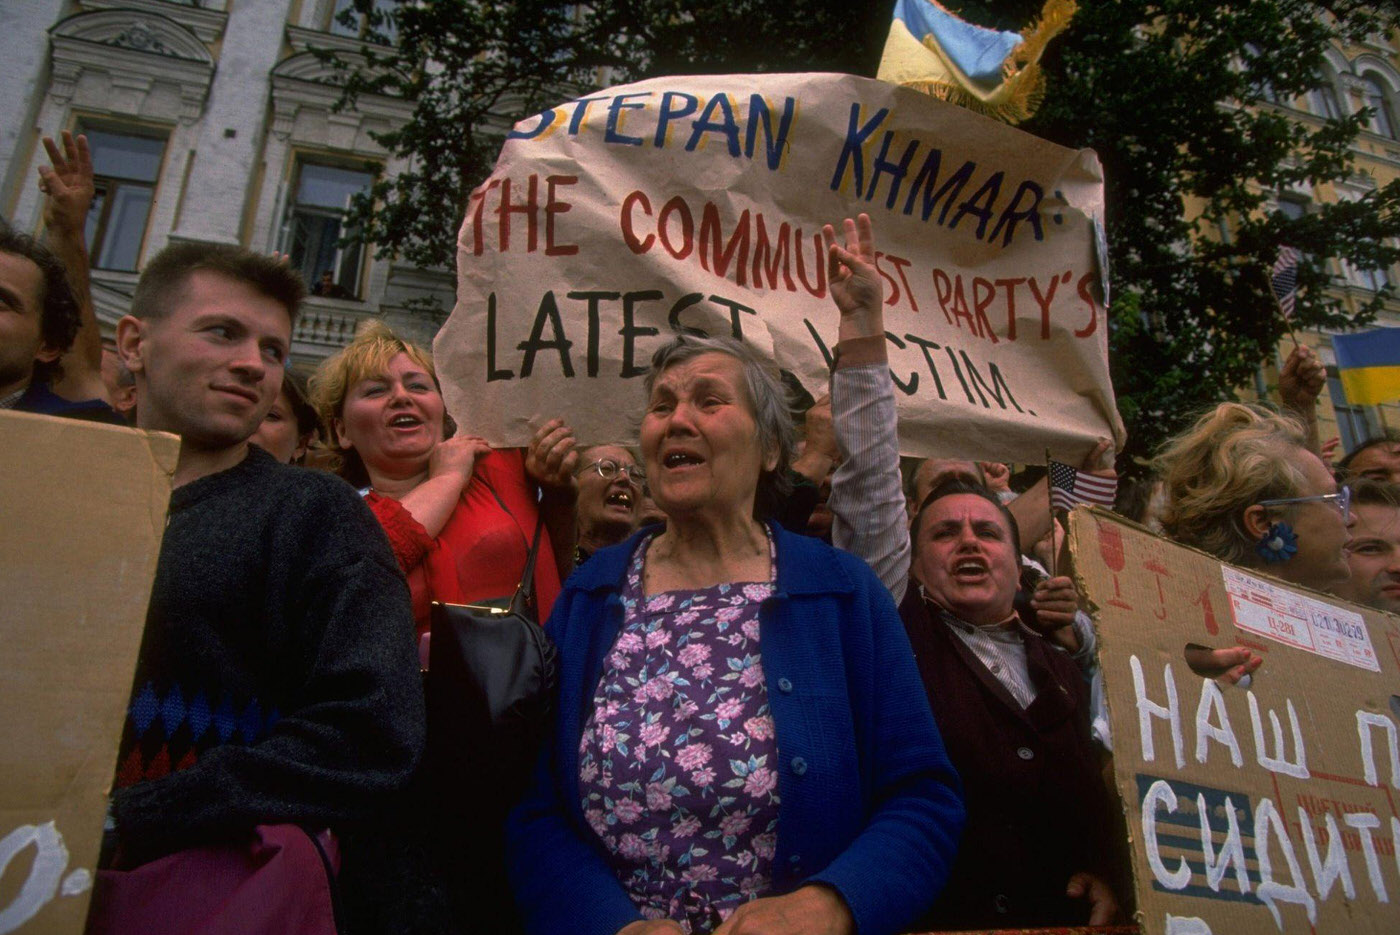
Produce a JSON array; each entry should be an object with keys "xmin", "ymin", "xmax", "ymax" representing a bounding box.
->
[
  {"xmin": 1069, "ymin": 508, "xmax": 1400, "ymax": 935},
  {"xmin": 435, "ymin": 72, "xmax": 1125, "ymax": 462},
  {"xmin": 0, "ymin": 413, "xmax": 177, "ymax": 934}
]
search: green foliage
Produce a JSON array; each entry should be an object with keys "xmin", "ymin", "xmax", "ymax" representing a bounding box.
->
[
  {"xmin": 965, "ymin": 0, "xmax": 1400, "ymax": 469},
  {"xmin": 323, "ymin": 0, "xmax": 1400, "ymax": 469}
]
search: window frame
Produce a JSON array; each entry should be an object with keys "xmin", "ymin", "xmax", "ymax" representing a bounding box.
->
[
  {"xmin": 279, "ymin": 155, "xmax": 378, "ymax": 302},
  {"xmin": 326, "ymin": 0, "xmax": 399, "ymax": 45},
  {"xmin": 1361, "ymin": 73, "xmax": 1398, "ymax": 139},
  {"xmin": 78, "ymin": 124, "xmax": 169, "ymax": 273}
]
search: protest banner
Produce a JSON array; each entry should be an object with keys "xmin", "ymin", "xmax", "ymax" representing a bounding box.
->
[
  {"xmin": 435, "ymin": 72, "xmax": 1125, "ymax": 463},
  {"xmin": 0, "ymin": 413, "xmax": 177, "ymax": 934},
  {"xmin": 1069, "ymin": 507, "xmax": 1400, "ymax": 935}
]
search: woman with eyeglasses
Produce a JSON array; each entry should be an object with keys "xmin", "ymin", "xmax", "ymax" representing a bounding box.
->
[
  {"xmin": 574, "ymin": 445, "xmax": 648, "ymax": 565},
  {"xmin": 1158, "ymin": 401, "xmax": 1355, "ymax": 597},
  {"xmin": 309, "ymin": 320, "xmax": 578, "ymax": 650}
]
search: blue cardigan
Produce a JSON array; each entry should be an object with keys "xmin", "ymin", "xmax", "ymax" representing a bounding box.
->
[{"xmin": 506, "ymin": 522, "xmax": 965, "ymax": 935}]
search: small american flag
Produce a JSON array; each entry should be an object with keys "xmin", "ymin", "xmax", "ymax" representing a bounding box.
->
[
  {"xmin": 1271, "ymin": 246, "xmax": 1301, "ymax": 319},
  {"xmin": 1049, "ymin": 459, "xmax": 1117, "ymax": 511}
]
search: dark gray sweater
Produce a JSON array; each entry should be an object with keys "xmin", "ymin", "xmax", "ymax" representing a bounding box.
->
[{"xmin": 110, "ymin": 445, "xmax": 424, "ymax": 865}]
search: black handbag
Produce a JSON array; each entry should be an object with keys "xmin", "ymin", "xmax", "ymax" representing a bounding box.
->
[{"xmin": 425, "ymin": 512, "xmax": 558, "ymax": 819}]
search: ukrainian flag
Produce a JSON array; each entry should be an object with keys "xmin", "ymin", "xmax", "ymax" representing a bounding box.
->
[
  {"xmin": 877, "ymin": 0, "xmax": 1077, "ymax": 124},
  {"xmin": 1334, "ymin": 328, "xmax": 1400, "ymax": 406}
]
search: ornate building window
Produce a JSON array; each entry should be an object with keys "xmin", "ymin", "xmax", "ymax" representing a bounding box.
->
[
  {"xmin": 83, "ymin": 128, "xmax": 166, "ymax": 271},
  {"xmin": 281, "ymin": 160, "xmax": 375, "ymax": 299},
  {"xmin": 1361, "ymin": 74, "xmax": 1397, "ymax": 139},
  {"xmin": 1309, "ymin": 76, "xmax": 1344, "ymax": 120},
  {"xmin": 328, "ymin": 0, "xmax": 399, "ymax": 44}
]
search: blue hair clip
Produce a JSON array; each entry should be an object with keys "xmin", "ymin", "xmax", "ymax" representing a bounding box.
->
[{"xmin": 1255, "ymin": 521, "xmax": 1298, "ymax": 563}]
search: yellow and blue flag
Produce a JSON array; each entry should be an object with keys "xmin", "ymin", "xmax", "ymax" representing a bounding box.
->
[
  {"xmin": 1333, "ymin": 328, "xmax": 1400, "ymax": 406},
  {"xmin": 877, "ymin": 0, "xmax": 1077, "ymax": 124}
]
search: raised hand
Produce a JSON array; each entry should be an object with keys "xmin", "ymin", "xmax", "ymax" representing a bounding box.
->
[
  {"xmin": 525, "ymin": 417, "xmax": 579, "ymax": 492},
  {"xmin": 1279, "ymin": 344, "xmax": 1325, "ymax": 413},
  {"xmin": 38, "ymin": 131, "xmax": 95, "ymax": 237},
  {"xmin": 823, "ymin": 213, "xmax": 883, "ymax": 340}
]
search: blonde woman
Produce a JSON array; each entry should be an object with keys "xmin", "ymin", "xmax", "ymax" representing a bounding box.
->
[
  {"xmin": 1158, "ymin": 402, "xmax": 1354, "ymax": 593},
  {"xmin": 310, "ymin": 321, "xmax": 578, "ymax": 646}
]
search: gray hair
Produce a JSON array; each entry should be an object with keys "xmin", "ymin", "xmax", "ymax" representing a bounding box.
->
[{"xmin": 644, "ymin": 334, "xmax": 795, "ymax": 518}]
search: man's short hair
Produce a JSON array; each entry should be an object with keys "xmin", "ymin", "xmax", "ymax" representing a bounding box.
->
[
  {"xmin": 911, "ymin": 478, "xmax": 1022, "ymax": 557},
  {"xmin": 131, "ymin": 242, "xmax": 306, "ymax": 325},
  {"xmin": 0, "ymin": 221, "xmax": 81, "ymax": 377},
  {"xmin": 1340, "ymin": 430, "xmax": 1400, "ymax": 473}
]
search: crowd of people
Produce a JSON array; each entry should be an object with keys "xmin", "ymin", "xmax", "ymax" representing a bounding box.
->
[{"xmin": 3, "ymin": 133, "xmax": 1398, "ymax": 935}]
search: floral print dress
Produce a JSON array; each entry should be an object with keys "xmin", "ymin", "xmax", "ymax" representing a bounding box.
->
[{"xmin": 577, "ymin": 531, "xmax": 781, "ymax": 933}]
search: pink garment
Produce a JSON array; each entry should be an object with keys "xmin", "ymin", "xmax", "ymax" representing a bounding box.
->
[
  {"xmin": 86, "ymin": 825, "xmax": 338, "ymax": 935},
  {"xmin": 577, "ymin": 532, "xmax": 781, "ymax": 932}
]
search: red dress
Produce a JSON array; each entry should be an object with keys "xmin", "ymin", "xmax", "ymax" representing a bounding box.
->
[{"xmin": 364, "ymin": 448, "xmax": 562, "ymax": 638}]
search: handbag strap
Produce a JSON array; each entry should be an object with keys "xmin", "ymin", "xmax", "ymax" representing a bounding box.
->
[
  {"xmin": 509, "ymin": 510, "xmax": 546, "ymax": 619},
  {"xmin": 475, "ymin": 474, "xmax": 547, "ymax": 620}
]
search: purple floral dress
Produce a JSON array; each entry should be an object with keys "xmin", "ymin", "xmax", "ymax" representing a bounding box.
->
[{"xmin": 577, "ymin": 531, "xmax": 781, "ymax": 932}]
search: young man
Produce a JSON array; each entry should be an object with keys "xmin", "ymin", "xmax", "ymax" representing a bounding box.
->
[
  {"xmin": 94, "ymin": 242, "xmax": 423, "ymax": 929},
  {"xmin": 1337, "ymin": 479, "xmax": 1400, "ymax": 614},
  {"xmin": 0, "ymin": 224, "xmax": 120, "ymax": 422}
]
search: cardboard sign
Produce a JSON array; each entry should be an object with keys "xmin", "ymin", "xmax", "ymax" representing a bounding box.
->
[
  {"xmin": 0, "ymin": 413, "xmax": 177, "ymax": 934},
  {"xmin": 1069, "ymin": 508, "xmax": 1400, "ymax": 935},
  {"xmin": 435, "ymin": 72, "xmax": 1125, "ymax": 463}
]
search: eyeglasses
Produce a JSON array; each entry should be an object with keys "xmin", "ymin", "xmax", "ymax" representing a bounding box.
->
[
  {"xmin": 577, "ymin": 458, "xmax": 646, "ymax": 485},
  {"xmin": 1258, "ymin": 485, "xmax": 1352, "ymax": 519}
]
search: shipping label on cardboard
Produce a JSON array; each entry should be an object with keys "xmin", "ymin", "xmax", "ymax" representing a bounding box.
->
[
  {"xmin": 434, "ymin": 72, "xmax": 1126, "ymax": 464},
  {"xmin": 0, "ymin": 412, "xmax": 177, "ymax": 934},
  {"xmin": 1222, "ymin": 567, "xmax": 1379, "ymax": 672},
  {"xmin": 1069, "ymin": 508, "xmax": 1400, "ymax": 935}
]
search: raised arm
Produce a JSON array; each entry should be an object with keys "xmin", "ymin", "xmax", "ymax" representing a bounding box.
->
[
  {"xmin": 1278, "ymin": 344, "xmax": 1324, "ymax": 456},
  {"xmin": 38, "ymin": 131, "xmax": 105, "ymax": 401},
  {"xmin": 823, "ymin": 215, "xmax": 912, "ymax": 601},
  {"xmin": 526, "ymin": 417, "xmax": 580, "ymax": 584}
]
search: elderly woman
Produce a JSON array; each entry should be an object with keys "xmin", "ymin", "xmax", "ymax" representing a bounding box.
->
[
  {"xmin": 1155, "ymin": 402, "xmax": 1355, "ymax": 680},
  {"xmin": 1158, "ymin": 403, "xmax": 1354, "ymax": 589},
  {"xmin": 507, "ymin": 228, "xmax": 962, "ymax": 935},
  {"xmin": 574, "ymin": 444, "xmax": 646, "ymax": 564},
  {"xmin": 309, "ymin": 321, "xmax": 577, "ymax": 645}
]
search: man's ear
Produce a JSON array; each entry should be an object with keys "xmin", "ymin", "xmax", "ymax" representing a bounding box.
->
[
  {"xmin": 1242, "ymin": 504, "xmax": 1272, "ymax": 540},
  {"xmin": 34, "ymin": 342, "xmax": 62, "ymax": 365},
  {"xmin": 114, "ymin": 315, "xmax": 145, "ymax": 374}
]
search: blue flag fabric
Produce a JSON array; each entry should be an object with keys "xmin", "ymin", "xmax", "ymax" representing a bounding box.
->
[
  {"xmin": 1333, "ymin": 327, "xmax": 1400, "ymax": 406},
  {"xmin": 891, "ymin": 0, "xmax": 1022, "ymax": 84}
]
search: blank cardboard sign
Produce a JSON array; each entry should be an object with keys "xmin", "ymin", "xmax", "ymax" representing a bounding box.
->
[
  {"xmin": 1069, "ymin": 507, "xmax": 1400, "ymax": 935},
  {"xmin": 0, "ymin": 412, "xmax": 177, "ymax": 934}
]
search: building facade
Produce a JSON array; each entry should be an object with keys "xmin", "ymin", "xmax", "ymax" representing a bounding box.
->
[
  {"xmin": 1252, "ymin": 32, "xmax": 1400, "ymax": 451},
  {"xmin": 0, "ymin": 0, "xmax": 453, "ymax": 367}
]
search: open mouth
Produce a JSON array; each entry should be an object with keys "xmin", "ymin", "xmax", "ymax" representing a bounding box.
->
[
  {"xmin": 663, "ymin": 450, "xmax": 705, "ymax": 469},
  {"xmin": 605, "ymin": 489, "xmax": 634, "ymax": 509},
  {"xmin": 388, "ymin": 414, "xmax": 423, "ymax": 428},
  {"xmin": 952, "ymin": 558, "xmax": 989, "ymax": 581}
]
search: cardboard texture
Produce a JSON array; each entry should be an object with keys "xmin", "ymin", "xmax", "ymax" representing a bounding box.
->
[
  {"xmin": 1069, "ymin": 508, "xmax": 1400, "ymax": 935},
  {"xmin": 0, "ymin": 412, "xmax": 177, "ymax": 934},
  {"xmin": 435, "ymin": 72, "xmax": 1125, "ymax": 463}
]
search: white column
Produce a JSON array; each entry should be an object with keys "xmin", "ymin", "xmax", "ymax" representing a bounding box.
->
[{"xmin": 167, "ymin": 0, "xmax": 293, "ymax": 246}]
